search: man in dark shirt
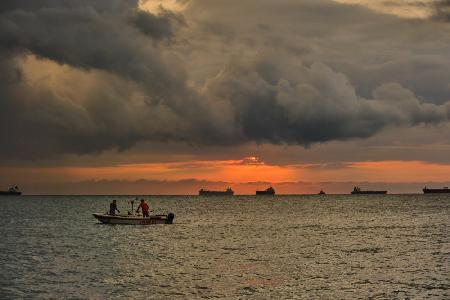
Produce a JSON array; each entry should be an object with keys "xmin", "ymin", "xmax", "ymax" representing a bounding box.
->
[{"xmin": 109, "ymin": 200, "xmax": 120, "ymax": 216}]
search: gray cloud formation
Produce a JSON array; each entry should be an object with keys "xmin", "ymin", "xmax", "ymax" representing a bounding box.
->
[
  {"xmin": 131, "ymin": 8, "xmax": 185, "ymax": 40},
  {"xmin": 0, "ymin": 0, "xmax": 183, "ymax": 95},
  {"xmin": 203, "ymin": 55, "xmax": 449, "ymax": 145},
  {"xmin": 0, "ymin": 0, "xmax": 216, "ymax": 159},
  {"xmin": 433, "ymin": 0, "xmax": 450, "ymax": 21},
  {"xmin": 1, "ymin": 0, "xmax": 450, "ymax": 160}
]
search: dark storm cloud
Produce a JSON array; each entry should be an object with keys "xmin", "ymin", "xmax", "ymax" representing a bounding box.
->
[
  {"xmin": 0, "ymin": 0, "xmax": 136, "ymax": 13},
  {"xmin": 131, "ymin": 9, "xmax": 185, "ymax": 40},
  {"xmin": 184, "ymin": 0, "xmax": 450, "ymax": 143},
  {"xmin": 203, "ymin": 55, "xmax": 449, "ymax": 145},
  {"xmin": 0, "ymin": 51, "xmax": 140, "ymax": 158},
  {"xmin": 0, "ymin": 0, "xmax": 213, "ymax": 159},
  {"xmin": 432, "ymin": 0, "xmax": 450, "ymax": 21},
  {"xmin": 0, "ymin": 0, "xmax": 181, "ymax": 90},
  {"xmin": 1, "ymin": 0, "xmax": 450, "ymax": 161}
]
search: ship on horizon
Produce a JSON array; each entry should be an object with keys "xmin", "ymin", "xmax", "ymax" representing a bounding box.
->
[
  {"xmin": 0, "ymin": 186, "xmax": 21, "ymax": 196},
  {"xmin": 256, "ymin": 187, "xmax": 275, "ymax": 195},
  {"xmin": 423, "ymin": 186, "xmax": 450, "ymax": 194},
  {"xmin": 351, "ymin": 186, "xmax": 387, "ymax": 195},
  {"xmin": 199, "ymin": 187, "xmax": 234, "ymax": 196}
]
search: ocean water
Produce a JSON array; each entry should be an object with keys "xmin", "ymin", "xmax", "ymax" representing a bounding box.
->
[{"xmin": 0, "ymin": 195, "xmax": 449, "ymax": 299}]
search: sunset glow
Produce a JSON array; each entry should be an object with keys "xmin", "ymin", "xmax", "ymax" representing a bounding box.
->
[
  {"xmin": 3, "ymin": 3, "xmax": 450, "ymax": 299},
  {"xmin": 2, "ymin": 159, "xmax": 450, "ymax": 194},
  {"xmin": 1, "ymin": 0, "xmax": 450, "ymax": 195}
]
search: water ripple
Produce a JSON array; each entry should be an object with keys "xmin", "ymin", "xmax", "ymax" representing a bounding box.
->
[{"xmin": 0, "ymin": 194, "xmax": 449, "ymax": 299}]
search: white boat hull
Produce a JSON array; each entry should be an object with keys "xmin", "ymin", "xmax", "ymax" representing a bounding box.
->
[{"xmin": 93, "ymin": 213, "xmax": 174, "ymax": 225}]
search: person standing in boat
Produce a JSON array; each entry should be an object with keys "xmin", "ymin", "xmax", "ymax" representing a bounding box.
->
[
  {"xmin": 109, "ymin": 200, "xmax": 120, "ymax": 216},
  {"xmin": 136, "ymin": 199, "xmax": 150, "ymax": 217}
]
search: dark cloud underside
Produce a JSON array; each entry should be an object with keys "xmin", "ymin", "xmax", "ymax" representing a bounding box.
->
[{"xmin": 0, "ymin": 0, "xmax": 450, "ymax": 160}]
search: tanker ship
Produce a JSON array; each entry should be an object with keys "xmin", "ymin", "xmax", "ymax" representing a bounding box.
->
[
  {"xmin": 351, "ymin": 186, "xmax": 387, "ymax": 195},
  {"xmin": 199, "ymin": 187, "xmax": 234, "ymax": 196},
  {"xmin": 423, "ymin": 187, "xmax": 450, "ymax": 194}
]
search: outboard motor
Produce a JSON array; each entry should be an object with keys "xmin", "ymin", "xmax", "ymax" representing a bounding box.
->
[{"xmin": 166, "ymin": 213, "xmax": 175, "ymax": 224}]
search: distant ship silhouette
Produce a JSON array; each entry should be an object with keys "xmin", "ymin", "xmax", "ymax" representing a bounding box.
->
[
  {"xmin": 199, "ymin": 187, "xmax": 234, "ymax": 196},
  {"xmin": 256, "ymin": 187, "xmax": 275, "ymax": 195},
  {"xmin": 423, "ymin": 186, "xmax": 450, "ymax": 194},
  {"xmin": 351, "ymin": 186, "xmax": 387, "ymax": 195}
]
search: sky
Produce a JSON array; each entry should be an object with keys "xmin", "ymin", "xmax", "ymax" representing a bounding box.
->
[{"xmin": 1, "ymin": 0, "xmax": 450, "ymax": 194}]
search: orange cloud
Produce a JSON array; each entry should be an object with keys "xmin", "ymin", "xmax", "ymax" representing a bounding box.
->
[
  {"xmin": 346, "ymin": 161, "xmax": 450, "ymax": 182},
  {"xmin": 0, "ymin": 158, "xmax": 294, "ymax": 183},
  {"xmin": 2, "ymin": 160, "xmax": 450, "ymax": 192},
  {"xmin": 285, "ymin": 160, "xmax": 450, "ymax": 183},
  {"xmin": 333, "ymin": 0, "xmax": 434, "ymax": 19}
]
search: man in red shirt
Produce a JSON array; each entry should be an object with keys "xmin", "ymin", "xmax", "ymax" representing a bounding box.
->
[{"xmin": 136, "ymin": 199, "xmax": 150, "ymax": 217}]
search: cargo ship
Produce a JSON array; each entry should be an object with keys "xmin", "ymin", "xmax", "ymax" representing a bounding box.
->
[
  {"xmin": 351, "ymin": 186, "xmax": 387, "ymax": 195},
  {"xmin": 0, "ymin": 186, "xmax": 21, "ymax": 196},
  {"xmin": 423, "ymin": 187, "xmax": 450, "ymax": 194},
  {"xmin": 199, "ymin": 187, "xmax": 234, "ymax": 196},
  {"xmin": 256, "ymin": 187, "xmax": 275, "ymax": 195}
]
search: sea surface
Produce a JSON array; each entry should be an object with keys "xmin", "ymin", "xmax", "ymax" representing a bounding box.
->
[{"xmin": 0, "ymin": 195, "xmax": 449, "ymax": 299}]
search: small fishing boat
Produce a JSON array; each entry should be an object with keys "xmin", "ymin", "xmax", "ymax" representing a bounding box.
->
[{"xmin": 93, "ymin": 213, "xmax": 175, "ymax": 225}]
